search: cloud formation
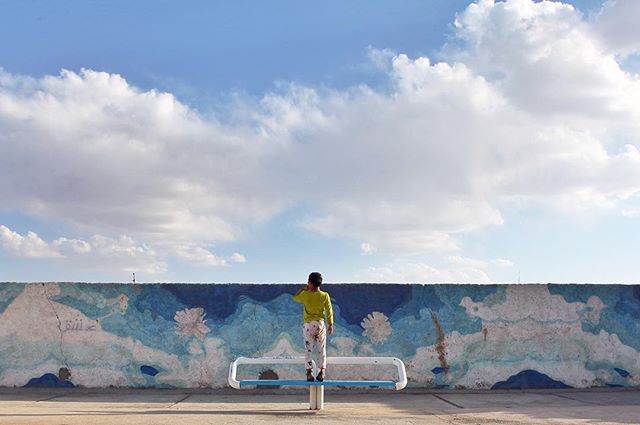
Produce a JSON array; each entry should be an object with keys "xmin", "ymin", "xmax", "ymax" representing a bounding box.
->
[
  {"xmin": 0, "ymin": 70, "xmax": 280, "ymax": 240},
  {"xmin": 0, "ymin": 225, "xmax": 61, "ymax": 259},
  {"xmin": 0, "ymin": 225, "xmax": 165, "ymax": 274},
  {"xmin": 594, "ymin": 0, "xmax": 640, "ymax": 57},
  {"xmin": 1, "ymin": 0, "xmax": 639, "ymax": 276},
  {"xmin": 268, "ymin": 0, "xmax": 640, "ymax": 255},
  {"xmin": 363, "ymin": 255, "xmax": 513, "ymax": 283}
]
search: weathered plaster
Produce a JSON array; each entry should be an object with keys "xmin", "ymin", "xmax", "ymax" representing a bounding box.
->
[{"xmin": 0, "ymin": 282, "xmax": 638, "ymax": 389}]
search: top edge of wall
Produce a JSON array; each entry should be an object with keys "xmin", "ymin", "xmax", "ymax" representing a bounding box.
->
[{"xmin": 0, "ymin": 281, "xmax": 638, "ymax": 285}]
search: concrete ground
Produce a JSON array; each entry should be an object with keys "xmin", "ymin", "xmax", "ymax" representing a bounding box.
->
[{"xmin": 1, "ymin": 387, "xmax": 639, "ymax": 425}]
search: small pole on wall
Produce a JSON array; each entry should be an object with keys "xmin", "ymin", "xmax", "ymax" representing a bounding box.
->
[{"xmin": 132, "ymin": 273, "xmax": 136, "ymax": 284}]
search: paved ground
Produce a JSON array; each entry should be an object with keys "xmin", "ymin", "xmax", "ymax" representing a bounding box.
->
[{"xmin": 1, "ymin": 387, "xmax": 639, "ymax": 425}]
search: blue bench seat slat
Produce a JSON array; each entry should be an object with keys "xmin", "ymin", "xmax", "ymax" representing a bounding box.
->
[{"xmin": 239, "ymin": 379, "xmax": 396, "ymax": 387}]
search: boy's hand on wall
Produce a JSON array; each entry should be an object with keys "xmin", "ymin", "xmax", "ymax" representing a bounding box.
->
[{"xmin": 328, "ymin": 324, "xmax": 333, "ymax": 335}]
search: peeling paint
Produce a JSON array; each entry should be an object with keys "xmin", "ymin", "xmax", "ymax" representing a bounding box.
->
[
  {"xmin": 430, "ymin": 311, "xmax": 449, "ymax": 373},
  {"xmin": 58, "ymin": 367, "xmax": 71, "ymax": 381}
]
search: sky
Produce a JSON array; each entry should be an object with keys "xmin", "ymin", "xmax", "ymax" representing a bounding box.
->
[{"xmin": 1, "ymin": 0, "xmax": 639, "ymax": 283}]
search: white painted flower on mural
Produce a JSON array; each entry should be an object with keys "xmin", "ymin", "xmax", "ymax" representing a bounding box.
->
[
  {"xmin": 174, "ymin": 307, "xmax": 210, "ymax": 341},
  {"xmin": 361, "ymin": 311, "xmax": 392, "ymax": 344}
]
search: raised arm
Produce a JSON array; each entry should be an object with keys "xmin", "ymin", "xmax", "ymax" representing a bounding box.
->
[{"xmin": 293, "ymin": 285, "xmax": 308, "ymax": 303}]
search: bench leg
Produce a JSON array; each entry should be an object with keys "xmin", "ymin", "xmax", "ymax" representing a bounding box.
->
[
  {"xmin": 309, "ymin": 386, "xmax": 317, "ymax": 410},
  {"xmin": 317, "ymin": 385, "xmax": 324, "ymax": 410},
  {"xmin": 309, "ymin": 386, "xmax": 324, "ymax": 410}
]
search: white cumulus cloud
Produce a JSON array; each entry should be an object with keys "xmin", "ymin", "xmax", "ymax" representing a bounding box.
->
[
  {"xmin": 594, "ymin": 0, "xmax": 640, "ymax": 58},
  {"xmin": 0, "ymin": 68, "xmax": 281, "ymax": 246},
  {"xmin": 363, "ymin": 256, "xmax": 502, "ymax": 283},
  {"xmin": 0, "ymin": 225, "xmax": 62, "ymax": 259},
  {"xmin": 173, "ymin": 244, "xmax": 247, "ymax": 267},
  {"xmin": 0, "ymin": 225, "xmax": 164, "ymax": 274}
]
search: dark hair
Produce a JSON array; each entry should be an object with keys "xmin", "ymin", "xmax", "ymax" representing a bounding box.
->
[{"xmin": 308, "ymin": 272, "xmax": 323, "ymax": 287}]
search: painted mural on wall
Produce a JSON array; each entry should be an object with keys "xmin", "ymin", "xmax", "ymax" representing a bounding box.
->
[{"xmin": 0, "ymin": 282, "xmax": 639, "ymax": 389}]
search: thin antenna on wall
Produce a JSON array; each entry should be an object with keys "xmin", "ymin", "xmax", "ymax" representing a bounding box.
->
[{"xmin": 132, "ymin": 273, "xmax": 136, "ymax": 284}]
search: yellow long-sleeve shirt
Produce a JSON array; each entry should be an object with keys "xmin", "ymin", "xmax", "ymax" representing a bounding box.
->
[{"xmin": 293, "ymin": 288, "xmax": 333, "ymax": 325}]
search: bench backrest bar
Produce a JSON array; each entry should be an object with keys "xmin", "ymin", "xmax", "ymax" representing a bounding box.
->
[{"xmin": 229, "ymin": 356, "xmax": 407, "ymax": 390}]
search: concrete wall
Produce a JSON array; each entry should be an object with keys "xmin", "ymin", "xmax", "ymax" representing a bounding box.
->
[{"xmin": 0, "ymin": 282, "xmax": 638, "ymax": 389}]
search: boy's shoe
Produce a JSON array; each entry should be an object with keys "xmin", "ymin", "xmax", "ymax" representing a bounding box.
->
[
  {"xmin": 306, "ymin": 371, "xmax": 314, "ymax": 382},
  {"xmin": 316, "ymin": 370, "xmax": 325, "ymax": 382}
]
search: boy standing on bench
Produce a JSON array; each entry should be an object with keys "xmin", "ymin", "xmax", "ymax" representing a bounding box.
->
[{"xmin": 293, "ymin": 272, "xmax": 334, "ymax": 382}]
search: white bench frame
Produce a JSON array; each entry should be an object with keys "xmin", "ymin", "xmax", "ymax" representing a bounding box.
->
[{"xmin": 228, "ymin": 356, "xmax": 408, "ymax": 410}]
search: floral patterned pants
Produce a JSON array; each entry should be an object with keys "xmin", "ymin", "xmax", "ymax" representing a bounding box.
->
[{"xmin": 303, "ymin": 320, "xmax": 326, "ymax": 370}]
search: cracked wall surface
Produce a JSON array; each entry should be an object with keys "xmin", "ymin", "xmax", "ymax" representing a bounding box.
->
[{"xmin": 0, "ymin": 282, "xmax": 639, "ymax": 389}]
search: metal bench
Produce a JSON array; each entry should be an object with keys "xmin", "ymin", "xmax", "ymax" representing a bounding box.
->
[{"xmin": 228, "ymin": 356, "xmax": 407, "ymax": 410}]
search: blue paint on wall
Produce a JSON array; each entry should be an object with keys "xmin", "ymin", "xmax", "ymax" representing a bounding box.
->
[
  {"xmin": 0, "ymin": 284, "xmax": 25, "ymax": 315},
  {"xmin": 491, "ymin": 370, "xmax": 572, "ymax": 389},
  {"xmin": 431, "ymin": 367, "xmax": 445, "ymax": 374},
  {"xmin": 329, "ymin": 284, "xmax": 413, "ymax": 326},
  {"xmin": 614, "ymin": 368, "xmax": 631, "ymax": 378},
  {"xmin": 140, "ymin": 365, "xmax": 160, "ymax": 376},
  {"xmin": 166, "ymin": 284, "xmax": 298, "ymax": 320},
  {"xmin": 24, "ymin": 373, "xmax": 75, "ymax": 388},
  {"xmin": 633, "ymin": 286, "xmax": 640, "ymax": 303}
]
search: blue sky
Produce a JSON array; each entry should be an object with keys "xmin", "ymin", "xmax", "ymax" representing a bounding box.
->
[
  {"xmin": 1, "ymin": 0, "xmax": 639, "ymax": 283},
  {"xmin": 1, "ymin": 1, "xmax": 470, "ymax": 97}
]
